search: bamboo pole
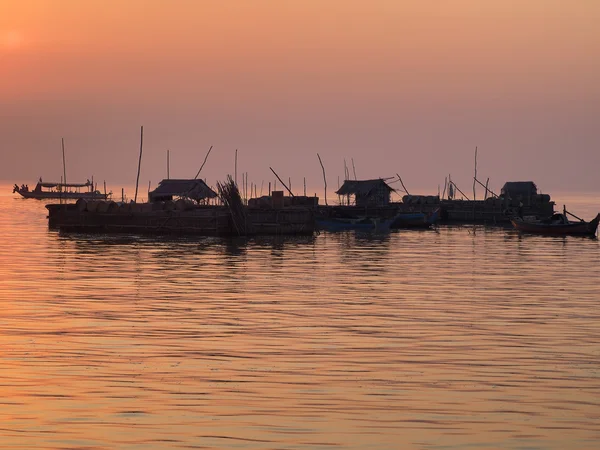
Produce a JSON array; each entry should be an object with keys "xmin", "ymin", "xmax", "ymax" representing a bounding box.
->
[
  {"xmin": 396, "ymin": 173, "xmax": 410, "ymax": 195},
  {"xmin": 269, "ymin": 167, "xmax": 294, "ymax": 196},
  {"xmin": 61, "ymin": 138, "xmax": 67, "ymax": 186},
  {"xmin": 167, "ymin": 149, "xmax": 170, "ymax": 179},
  {"xmin": 303, "ymin": 177, "xmax": 306, "ymax": 196},
  {"xmin": 442, "ymin": 177, "xmax": 447, "ymax": 200},
  {"xmin": 234, "ymin": 149, "xmax": 238, "ymax": 187},
  {"xmin": 474, "ymin": 177, "xmax": 498, "ymax": 198},
  {"xmin": 450, "ymin": 181, "xmax": 470, "ymax": 200},
  {"xmin": 317, "ymin": 153, "xmax": 327, "ymax": 206},
  {"xmin": 351, "ymin": 158, "xmax": 357, "ymax": 180},
  {"xmin": 473, "ymin": 146, "xmax": 478, "ymax": 201},
  {"xmin": 194, "ymin": 145, "xmax": 213, "ymax": 179},
  {"xmin": 134, "ymin": 125, "xmax": 143, "ymax": 203}
]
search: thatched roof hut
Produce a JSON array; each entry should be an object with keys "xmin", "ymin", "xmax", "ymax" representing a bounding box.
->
[
  {"xmin": 336, "ymin": 179, "xmax": 394, "ymax": 207},
  {"xmin": 501, "ymin": 181, "xmax": 537, "ymax": 199},
  {"xmin": 148, "ymin": 179, "xmax": 217, "ymax": 202}
]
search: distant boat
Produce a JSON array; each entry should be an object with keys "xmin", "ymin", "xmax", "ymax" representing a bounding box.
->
[
  {"xmin": 390, "ymin": 207, "xmax": 440, "ymax": 229},
  {"xmin": 511, "ymin": 210, "xmax": 600, "ymax": 237},
  {"xmin": 13, "ymin": 180, "xmax": 109, "ymax": 200}
]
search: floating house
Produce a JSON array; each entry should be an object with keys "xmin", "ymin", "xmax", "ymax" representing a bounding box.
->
[
  {"xmin": 336, "ymin": 179, "xmax": 394, "ymax": 207},
  {"xmin": 148, "ymin": 179, "xmax": 217, "ymax": 203}
]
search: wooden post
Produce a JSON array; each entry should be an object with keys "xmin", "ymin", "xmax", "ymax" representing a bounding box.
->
[
  {"xmin": 317, "ymin": 153, "xmax": 327, "ymax": 206},
  {"xmin": 269, "ymin": 167, "xmax": 294, "ymax": 197},
  {"xmin": 194, "ymin": 145, "xmax": 213, "ymax": 179},
  {"xmin": 134, "ymin": 125, "xmax": 143, "ymax": 203},
  {"xmin": 473, "ymin": 146, "xmax": 478, "ymax": 201},
  {"xmin": 396, "ymin": 173, "xmax": 410, "ymax": 195},
  {"xmin": 61, "ymin": 138, "xmax": 67, "ymax": 186},
  {"xmin": 104, "ymin": 180, "xmax": 107, "ymax": 197},
  {"xmin": 268, "ymin": 182, "xmax": 271, "ymax": 196},
  {"xmin": 304, "ymin": 177, "xmax": 306, "ymax": 196},
  {"xmin": 442, "ymin": 177, "xmax": 447, "ymax": 200},
  {"xmin": 484, "ymin": 177, "xmax": 489, "ymax": 200},
  {"xmin": 121, "ymin": 188, "xmax": 124, "ymax": 202}
]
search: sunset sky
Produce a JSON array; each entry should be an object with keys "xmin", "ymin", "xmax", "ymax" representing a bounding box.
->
[{"xmin": 2, "ymin": 0, "xmax": 599, "ymax": 196}]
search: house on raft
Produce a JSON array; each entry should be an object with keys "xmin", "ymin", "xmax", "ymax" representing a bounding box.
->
[
  {"xmin": 148, "ymin": 179, "xmax": 218, "ymax": 204},
  {"xmin": 499, "ymin": 181, "xmax": 551, "ymax": 206},
  {"xmin": 336, "ymin": 179, "xmax": 394, "ymax": 207}
]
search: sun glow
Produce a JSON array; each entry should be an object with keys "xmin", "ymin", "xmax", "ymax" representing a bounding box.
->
[{"xmin": 1, "ymin": 30, "xmax": 25, "ymax": 50}]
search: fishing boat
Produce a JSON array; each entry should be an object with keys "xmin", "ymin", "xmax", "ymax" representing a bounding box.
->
[
  {"xmin": 511, "ymin": 208, "xmax": 600, "ymax": 237},
  {"xmin": 13, "ymin": 180, "xmax": 109, "ymax": 200},
  {"xmin": 316, "ymin": 215, "xmax": 395, "ymax": 232},
  {"xmin": 390, "ymin": 207, "xmax": 440, "ymax": 229}
]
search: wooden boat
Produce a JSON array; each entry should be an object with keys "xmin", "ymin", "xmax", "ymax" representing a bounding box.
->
[
  {"xmin": 316, "ymin": 215, "xmax": 395, "ymax": 232},
  {"xmin": 511, "ymin": 210, "xmax": 600, "ymax": 237},
  {"xmin": 390, "ymin": 207, "xmax": 440, "ymax": 229},
  {"xmin": 13, "ymin": 180, "xmax": 108, "ymax": 200}
]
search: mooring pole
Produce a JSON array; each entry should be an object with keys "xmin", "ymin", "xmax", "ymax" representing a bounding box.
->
[
  {"xmin": 317, "ymin": 153, "xmax": 327, "ymax": 206},
  {"xmin": 61, "ymin": 138, "xmax": 67, "ymax": 186},
  {"xmin": 134, "ymin": 125, "xmax": 143, "ymax": 203}
]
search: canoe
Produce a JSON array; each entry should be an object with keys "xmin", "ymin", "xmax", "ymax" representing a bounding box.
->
[
  {"xmin": 511, "ymin": 212, "xmax": 600, "ymax": 237},
  {"xmin": 316, "ymin": 216, "xmax": 395, "ymax": 232},
  {"xmin": 390, "ymin": 207, "xmax": 440, "ymax": 229}
]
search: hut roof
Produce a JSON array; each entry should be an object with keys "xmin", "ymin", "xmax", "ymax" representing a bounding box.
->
[
  {"xmin": 501, "ymin": 181, "xmax": 538, "ymax": 196},
  {"xmin": 336, "ymin": 179, "xmax": 395, "ymax": 196},
  {"xmin": 149, "ymin": 179, "xmax": 217, "ymax": 201}
]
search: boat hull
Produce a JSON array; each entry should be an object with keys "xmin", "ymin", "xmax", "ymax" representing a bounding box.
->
[
  {"xmin": 511, "ymin": 214, "xmax": 600, "ymax": 237},
  {"xmin": 17, "ymin": 191, "xmax": 108, "ymax": 200},
  {"xmin": 390, "ymin": 208, "xmax": 440, "ymax": 229},
  {"xmin": 316, "ymin": 217, "xmax": 394, "ymax": 232}
]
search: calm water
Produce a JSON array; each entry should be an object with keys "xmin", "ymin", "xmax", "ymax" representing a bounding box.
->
[{"xmin": 1, "ymin": 187, "xmax": 600, "ymax": 449}]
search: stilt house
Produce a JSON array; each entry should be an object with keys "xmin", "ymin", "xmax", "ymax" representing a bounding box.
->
[
  {"xmin": 148, "ymin": 179, "xmax": 218, "ymax": 203},
  {"xmin": 336, "ymin": 179, "xmax": 394, "ymax": 207}
]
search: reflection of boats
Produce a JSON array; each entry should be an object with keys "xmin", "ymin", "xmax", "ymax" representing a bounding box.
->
[
  {"xmin": 390, "ymin": 207, "xmax": 440, "ymax": 229},
  {"xmin": 316, "ymin": 216, "xmax": 395, "ymax": 232},
  {"xmin": 511, "ymin": 208, "xmax": 600, "ymax": 237},
  {"xmin": 13, "ymin": 180, "xmax": 109, "ymax": 200}
]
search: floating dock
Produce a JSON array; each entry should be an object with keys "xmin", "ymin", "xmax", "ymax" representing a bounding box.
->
[{"xmin": 46, "ymin": 198, "xmax": 315, "ymax": 236}]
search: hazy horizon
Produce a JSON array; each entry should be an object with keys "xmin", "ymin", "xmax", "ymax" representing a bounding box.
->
[{"xmin": 2, "ymin": 1, "xmax": 599, "ymax": 195}]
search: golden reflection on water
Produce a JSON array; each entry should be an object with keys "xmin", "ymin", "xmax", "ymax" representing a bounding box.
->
[{"xmin": 1, "ymin": 190, "xmax": 600, "ymax": 449}]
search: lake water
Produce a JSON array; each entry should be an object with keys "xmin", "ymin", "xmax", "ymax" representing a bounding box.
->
[{"xmin": 1, "ymin": 186, "xmax": 599, "ymax": 449}]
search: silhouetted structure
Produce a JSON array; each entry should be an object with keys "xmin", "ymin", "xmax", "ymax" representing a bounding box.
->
[
  {"xmin": 148, "ymin": 179, "xmax": 217, "ymax": 203},
  {"xmin": 336, "ymin": 179, "xmax": 394, "ymax": 207}
]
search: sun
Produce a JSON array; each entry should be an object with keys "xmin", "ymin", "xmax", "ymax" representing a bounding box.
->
[{"xmin": 1, "ymin": 30, "xmax": 25, "ymax": 51}]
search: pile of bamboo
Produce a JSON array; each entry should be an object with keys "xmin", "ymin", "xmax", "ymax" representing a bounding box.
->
[{"xmin": 217, "ymin": 175, "xmax": 247, "ymax": 235}]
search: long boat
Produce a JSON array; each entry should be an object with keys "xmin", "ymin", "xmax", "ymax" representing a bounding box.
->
[
  {"xmin": 511, "ymin": 211, "xmax": 600, "ymax": 237},
  {"xmin": 390, "ymin": 207, "xmax": 440, "ymax": 229},
  {"xmin": 13, "ymin": 181, "xmax": 109, "ymax": 200},
  {"xmin": 316, "ymin": 215, "xmax": 396, "ymax": 232}
]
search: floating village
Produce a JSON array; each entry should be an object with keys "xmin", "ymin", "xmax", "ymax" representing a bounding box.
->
[{"xmin": 12, "ymin": 135, "xmax": 600, "ymax": 238}]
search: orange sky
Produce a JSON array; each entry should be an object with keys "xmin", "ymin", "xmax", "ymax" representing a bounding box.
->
[{"xmin": 1, "ymin": 0, "xmax": 599, "ymax": 194}]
